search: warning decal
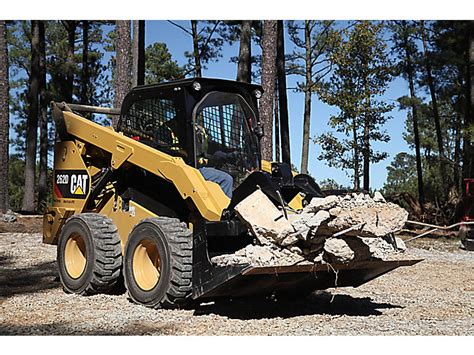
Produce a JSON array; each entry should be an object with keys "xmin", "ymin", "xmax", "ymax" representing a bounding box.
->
[{"xmin": 54, "ymin": 170, "xmax": 90, "ymax": 199}]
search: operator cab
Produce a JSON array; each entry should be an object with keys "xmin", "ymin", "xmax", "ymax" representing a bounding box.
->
[{"xmin": 118, "ymin": 78, "xmax": 263, "ymax": 189}]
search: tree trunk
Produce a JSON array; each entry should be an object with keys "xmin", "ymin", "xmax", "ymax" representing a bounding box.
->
[
  {"xmin": 362, "ymin": 74, "xmax": 371, "ymax": 191},
  {"xmin": 22, "ymin": 20, "xmax": 40, "ymax": 213},
  {"xmin": 132, "ymin": 20, "xmax": 138, "ymax": 87},
  {"xmin": 38, "ymin": 21, "xmax": 49, "ymax": 210},
  {"xmin": 277, "ymin": 20, "xmax": 291, "ymax": 167},
  {"xmin": 301, "ymin": 21, "xmax": 312, "ymax": 174},
  {"xmin": 352, "ymin": 117, "xmax": 360, "ymax": 191},
  {"xmin": 132, "ymin": 20, "xmax": 145, "ymax": 86},
  {"xmin": 405, "ymin": 40, "xmax": 425, "ymax": 205},
  {"xmin": 0, "ymin": 21, "xmax": 9, "ymax": 213},
  {"xmin": 362, "ymin": 114, "xmax": 370, "ymax": 191},
  {"xmin": 420, "ymin": 21, "xmax": 447, "ymax": 200},
  {"xmin": 114, "ymin": 20, "xmax": 132, "ymax": 128},
  {"xmin": 453, "ymin": 107, "xmax": 462, "ymax": 192},
  {"xmin": 191, "ymin": 20, "xmax": 202, "ymax": 78},
  {"xmin": 361, "ymin": 47, "xmax": 371, "ymax": 192},
  {"xmin": 138, "ymin": 21, "xmax": 145, "ymax": 85},
  {"xmin": 80, "ymin": 20, "xmax": 89, "ymax": 105},
  {"xmin": 464, "ymin": 20, "xmax": 474, "ymax": 180},
  {"xmin": 237, "ymin": 20, "xmax": 251, "ymax": 83},
  {"xmin": 62, "ymin": 21, "xmax": 76, "ymax": 103},
  {"xmin": 408, "ymin": 79, "xmax": 424, "ymax": 205},
  {"xmin": 259, "ymin": 20, "xmax": 278, "ymax": 161},
  {"xmin": 274, "ymin": 86, "xmax": 280, "ymax": 162},
  {"xmin": 469, "ymin": 21, "xmax": 474, "ymax": 178}
]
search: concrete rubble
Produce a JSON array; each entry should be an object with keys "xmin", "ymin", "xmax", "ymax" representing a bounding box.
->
[
  {"xmin": 211, "ymin": 244, "xmax": 305, "ymax": 267},
  {"xmin": 1, "ymin": 211, "xmax": 17, "ymax": 223},
  {"xmin": 211, "ymin": 191, "xmax": 409, "ymax": 267}
]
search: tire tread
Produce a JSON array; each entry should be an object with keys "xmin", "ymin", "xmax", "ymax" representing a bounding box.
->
[
  {"xmin": 124, "ymin": 216, "xmax": 193, "ymax": 309},
  {"xmin": 61, "ymin": 213, "xmax": 123, "ymax": 295}
]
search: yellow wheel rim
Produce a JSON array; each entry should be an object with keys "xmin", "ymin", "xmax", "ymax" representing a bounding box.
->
[
  {"xmin": 64, "ymin": 233, "xmax": 87, "ymax": 279},
  {"xmin": 132, "ymin": 239, "xmax": 161, "ymax": 291}
]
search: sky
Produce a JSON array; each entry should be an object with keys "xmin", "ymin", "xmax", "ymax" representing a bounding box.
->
[
  {"xmin": 141, "ymin": 20, "xmax": 412, "ymax": 190},
  {"xmin": 8, "ymin": 20, "xmax": 414, "ymax": 190}
]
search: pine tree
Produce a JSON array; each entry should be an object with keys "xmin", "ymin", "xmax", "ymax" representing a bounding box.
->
[
  {"xmin": 419, "ymin": 21, "xmax": 448, "ymax": 201},
  {"xmin": 384, "ymin": 100, "xmax": 458, "ymax": 214},
  {"xmin": 61, "ymin": 21, "xmax": 77, "ymax": 103},
  {"xmin": 277, "ymin": 20, "xmax": 291, "ymax": 166},
  {"xmin": 217, "ymin": 20, "xmax": 262, "ymax": 82},
  {"xmin": 7, "ymin": 21, "xmax": 34, "ymax": 211},
  {"xmin": 144, "ymin": 43, "xmax": 184, "ymax": 84},
  {"xmin": 424, "ymin": 21, "xmax": 473, "ymax": 196},
  {"xmin": 317, "ymin": 21, "xmax": 393, "ymax": 190},
  {"xmin": 287, "ymin": 20, "xmax": 337, "ymax": 174},
  {"xmin": 0, "ymin": 20, "xmax": 9, "ymax": 213},
  {"xmin": 465, "ymin": 21, "xmax": 473, "ymax": 180},
  {"xmin": 237, "ymin": 20, "xmax": 252, "ymax": 83},
  {"xmin": 274, "ymin": 85, "xmax": 280, "ymax": 161},
  {"xmin": 114, "ymin": 20, "xmax": 132, "ymax": 127},
  {"xmin": 38, "ymin": 21, "xmax": 48, "ymax": 209},
  {"xmin": 168, "ymin": 20, "xmax": 223, "ymax": 78},
  {"xmin": 21, "ymin": 20, "xmax": 40, "ymax": 213},
  {"xmin": 80, "ymin": 20, "xmax": 89, "ymax": 104},
  {"xmin": 259, "ymin": 20, "xmax": 278, "ymax": 161},
  {"xmin": 383, "ymin": 152, "xmax": 418, "ymax": 196},
  {"xmin": 390, "ymin": 20, "xmax": 425, "ymax": 205},
  {"xmin": 132, "ymin": 20, "xmax": 145, "ymax": 86},
  {"xmin": 6, "ymin": 21, "xmax": 110, "ymax": 210}
]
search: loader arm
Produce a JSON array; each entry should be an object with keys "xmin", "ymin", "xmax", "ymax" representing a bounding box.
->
[{"xmin": 53, "ymin": 103, "xmax": 230, "ymax": 222}]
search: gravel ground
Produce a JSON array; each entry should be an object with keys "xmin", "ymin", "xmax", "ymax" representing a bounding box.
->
[{"xmin": 1, "ymin": 232, "xmax": 473, "ymax": 335}]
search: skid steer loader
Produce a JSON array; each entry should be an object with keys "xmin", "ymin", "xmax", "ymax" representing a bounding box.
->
[{"xmin": 43, "ymin": 78, "xmax": 419, "ymax": 308}]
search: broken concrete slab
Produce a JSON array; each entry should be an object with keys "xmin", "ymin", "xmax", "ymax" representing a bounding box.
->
[
  {"xmin": 309, "ymin": 210, "xmax": 331, "ymax": 227},
  {"xmin": 327, "ymin": 203, "xmax": 409, "ymax": 237},
  {"xmin": 289, "ymin": 209, "xmax": 331, "ymax": 241},
  {"xmin": 234, "ymin": 189, "xmax": 294, "ymax": 245},
  {"xmin": 306, "ymin": 195, "xmax": 340, "ymax": 212},
  {"xmin": 340, "ymin": 236, "xmax": 372, "ymax": 261},
  {"xmin": 323, "ymin": 238, "xmax": 355, "ymax": 263},
  {"xmin": 323, "ymin": 235, "xmax": 398, "ymax": 263},
  {"xmin": 358, "ymin": 236, "xmax": 396, "ymax": 260},
  {"xmin": 288, "ymin": 211, "xmax": 312, "ymax": 240}
]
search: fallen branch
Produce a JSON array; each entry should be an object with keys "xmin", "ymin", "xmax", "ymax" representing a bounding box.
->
[{"xmin": 404, "ymin": 221, "xmax": 474, "ymax": 243}]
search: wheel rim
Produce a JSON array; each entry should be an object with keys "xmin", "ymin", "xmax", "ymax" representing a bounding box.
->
[
  {"xmin": 64, "ymin": 233, "xmax": 87, "ymax": 279},
  {"xmin": 132, "ymin": 238, "xmax": 161, "ymax": 291}
]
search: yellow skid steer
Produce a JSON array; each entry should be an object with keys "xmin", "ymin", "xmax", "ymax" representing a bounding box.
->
[{"xmin": 43, "ymin": 78, "xmax": 418, "ymax": 308}]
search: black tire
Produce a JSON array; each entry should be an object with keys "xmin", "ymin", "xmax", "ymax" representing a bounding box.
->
[
  {"xmin": 57, "ymin": 213, "xmax": 123, "ymax": 295},
  {"xmin": 123, "ymin": 217, "xmax": 192, "ymax": 309}
]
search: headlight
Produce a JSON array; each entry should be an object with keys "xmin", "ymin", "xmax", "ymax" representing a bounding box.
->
[{"xmin": 253, "ymin": 89, "xmax": 262, "ymax": 99}]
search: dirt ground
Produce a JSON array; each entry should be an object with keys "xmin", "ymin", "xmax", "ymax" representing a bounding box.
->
[
  {"xmin": 0, "ymin": 223, "xmax": 473, "ymax": 335},
  {"xmin": 0, "ymin": 215, "xmax": 43, "ymax": 233}
]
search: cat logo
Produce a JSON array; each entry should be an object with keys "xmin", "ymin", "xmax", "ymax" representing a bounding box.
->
[
  {"xmin": 54, "ymin": 170, "xmax": 90, "ymax": 199},
  {"xmin": 70, "ymin": 174, "xmax": 88, "ymax": 195}
]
